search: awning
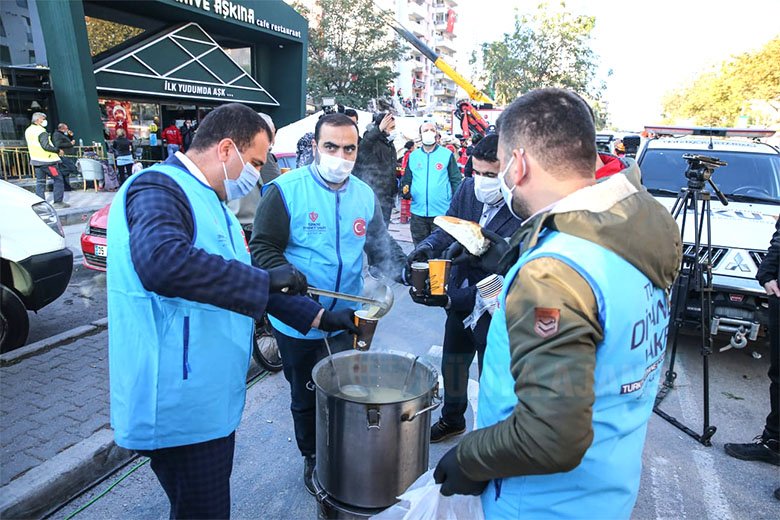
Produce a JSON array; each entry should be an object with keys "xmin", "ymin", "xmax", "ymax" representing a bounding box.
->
[{"xmin": 94, "ymin": 23, "xmax": 279, "ymax": 106}]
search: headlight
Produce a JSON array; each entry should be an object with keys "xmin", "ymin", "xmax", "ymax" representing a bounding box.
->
[{"xmin": 32, "ymin": 201, "xmax": 64, "ymax": 237}]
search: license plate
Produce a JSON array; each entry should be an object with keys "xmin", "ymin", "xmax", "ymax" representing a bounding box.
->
[{"xmin": 94, "ymin": 245, "xmax": 107, "ymax": 257}]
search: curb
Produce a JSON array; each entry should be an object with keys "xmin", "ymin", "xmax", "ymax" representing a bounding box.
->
[
  {"xmin": 0, "ymin": 429, "xmax": 133, "ymax": 520},
  {"xmin": 59, "ymin": 206, "xmax": 104, "ymax": 227},
  {"xmin": 0, "ymin": 318, "xmax": 108, "ymax": 366}
]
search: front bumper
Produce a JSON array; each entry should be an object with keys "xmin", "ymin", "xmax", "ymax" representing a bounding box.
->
[
  {"xmin": 16, "ymin": 248, "xmax": 73, "ymax": 311},
  {"xmin": 80, "ymin": 232, "xmax": 107, "ymax": 272}
]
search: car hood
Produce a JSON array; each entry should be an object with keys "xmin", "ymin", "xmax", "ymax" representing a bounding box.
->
[
  {"xmin": 89, "ymin": 203, "xmax": 111, "ymax": 229},
  {"xmin": 654, "ymin": 196, "xmax": 778, "ymax": 250}
]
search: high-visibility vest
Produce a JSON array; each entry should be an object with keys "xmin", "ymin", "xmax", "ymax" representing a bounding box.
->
[{"xmin": 25, "ymin": 124, "xmax": 60, "ymax": 163}]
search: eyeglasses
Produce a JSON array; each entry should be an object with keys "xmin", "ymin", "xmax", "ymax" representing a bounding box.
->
[{"xmin": 472, "ymin": 169, "xmax": 499, "ymax": 178}]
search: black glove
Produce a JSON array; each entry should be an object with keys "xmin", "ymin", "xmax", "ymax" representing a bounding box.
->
[
  {"xmin": 318, "ymin": 308, "xmax": 359, "ymax": 334},
  {"xmin": 448, "ymin": 229, "xmax": 511, "ymax": 275},
  {"xmin": 434, "ymin": 446, "xmax": 488, "ymax": 497},
  {"xmin": 409, "ymin": 288, "xmax": 449, "ymax": 308},
  {"xmin": 267, "ymin": 264, "xmax": 308, "ymax": 295},
  {"xmin": 407, "ymin": 243, "xmax": 436, "ymax": 264}
]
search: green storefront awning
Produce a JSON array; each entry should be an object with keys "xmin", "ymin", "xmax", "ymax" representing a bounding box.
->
[{"xmin": 94, "ymin": 22, "xmax": 279, "ymax": 106}]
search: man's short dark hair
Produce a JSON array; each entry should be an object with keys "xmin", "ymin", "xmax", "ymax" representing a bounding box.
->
[
  {"xmin": 471, "ymin": 134, "xmax": 499, "ymax": 163},
  {"xmin": 314, "ymin": 113, "xmax": 358, "ymax": 141},
  {"xmin": 189, "ymin": 103, "xmax": 272, "ymax": 152},
  {"xmin": 496, "ymin": 88, "xmax": 595, "ymax": 178},
  {"xmin": 344, "ymin": 108, "xmax": 358, "ymax": 120}
]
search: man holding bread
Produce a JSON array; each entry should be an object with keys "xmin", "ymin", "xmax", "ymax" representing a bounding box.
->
[
  {"xmin": 432, "ymin": 88, "xmax": 682, "ymax": 519},
  {"xmin": 406, "ymin": 134, "xmax": 521, "ymax": 443}
]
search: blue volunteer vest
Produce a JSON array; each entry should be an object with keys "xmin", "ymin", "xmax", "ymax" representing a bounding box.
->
[
  {"xmin": 478, "ymin": 230, "xmax": 669, "ymax": 519},
  {"xmin": 265, "ymin": 166, "xmax": 375, "ymax": 340},
  {"xmin": 408, "ymin": 146, "xmax": 454, "ymax": 217},
  {"xmin": 107, "ymin": 164, "xmax": 253, "ymax": 450}
]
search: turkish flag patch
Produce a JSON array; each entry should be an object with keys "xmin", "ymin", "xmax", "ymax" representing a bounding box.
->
[
  {"xmin": 435, "ymin": 162, "xmax": 444, "ymax": 170},
  {"xmin": 534, "ymin": 308, "xmax": 560, "ymax": 338}
]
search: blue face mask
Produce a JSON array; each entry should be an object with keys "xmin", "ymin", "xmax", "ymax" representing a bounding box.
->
[{"xmin": 222, "ymin": 142, "xmax": 261, "ymax": 201}]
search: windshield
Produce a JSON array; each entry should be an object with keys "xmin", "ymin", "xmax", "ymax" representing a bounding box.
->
[{"xmin": 639, "ymin": 148, "xmax": 780, "ymax": 203}]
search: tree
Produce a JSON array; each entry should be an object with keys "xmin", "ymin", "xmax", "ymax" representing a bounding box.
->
[
  {"xmin": 84, "ymin": 17, "xmax": 143, "ymax": 57},
  {"xmin": 661, "ymin": 37, "xmax": 780, "ymax": 127},
  {"xmin": 293, "ymin": 0, "xmax": 403, "ymax": 109},
  {"xmin": 475, "ymin": 2, "xmax": 605, "ymax": 116}
]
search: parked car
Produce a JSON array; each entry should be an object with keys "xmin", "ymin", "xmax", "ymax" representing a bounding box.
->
[
  {"xmin": 0, "ymin": 180, "xmax": 73, "ymax": 351},
  {"xmin": 80, "ymin": 203, "xmax": 110, "ymax": 272},
  {"xmin": 638, "ymin": 126, "xmax": 780, "ymax": 349}
]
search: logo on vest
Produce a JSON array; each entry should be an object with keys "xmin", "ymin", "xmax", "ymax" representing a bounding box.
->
[
  {"xmin": 435, "ymin": 162, "xmax": 443, "ymax": 170},
  {"xmin": 353, "ymin": 218, "xmax": 366, "ymax": 237},
  {"xmin": 309, "ymin": 211, "xmax": 319, "ymax": 222},
  {"xmin": 533, "ymin": 307, "xmax": 560, "ymax": 338}
]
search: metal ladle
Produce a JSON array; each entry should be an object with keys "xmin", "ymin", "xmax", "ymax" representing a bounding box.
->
[{"xmin": 308, "ymin": 284, "xmax": 394, "ymax": 319}]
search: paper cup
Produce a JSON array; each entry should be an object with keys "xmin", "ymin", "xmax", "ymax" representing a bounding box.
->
[
  {"xmin": 476, "ymin": 274, "xmax": 503, "ymax": 299},
  {"xmin": 410, "ymin": 262, "xmax": 429, "ymax": 294},
  {"xmin": 353, "ymin": 310, "xmax": 379, "ymax": 350},
  {"xmin": 428, "ymin": 259, "xmax": 451, "ymax": 295}
]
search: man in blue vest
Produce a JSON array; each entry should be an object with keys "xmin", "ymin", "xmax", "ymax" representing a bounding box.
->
[
  {"xmin": 400, "ymin": 122, "xmax": 462, "ymax": 246},
  {"xmin": 432, "ymin": 89, "xmax": 683, "ymax": 519},
  {"xmin": 406, "ymin": 134, "xmax": 522, "ymax": 443},
  {"xmin": 250, "ymin": 113, "xmax": 407, "ymax": 495},
  {"xmin": 107, "ymin": 103, "xmax": 327, "ymax": 519}
]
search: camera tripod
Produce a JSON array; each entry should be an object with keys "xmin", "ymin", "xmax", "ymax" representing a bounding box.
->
[{"xmin": 653, "ymin": 154, "xmax": 728, "ymax": 447}]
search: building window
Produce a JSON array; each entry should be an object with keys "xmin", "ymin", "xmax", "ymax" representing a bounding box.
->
[
  {"xmin": 0, "ymin": 16, "xmax": 6, "ymax": 38},
  {"xmin": 28, "ymin": 50, "xmax": 35, "ymax": 63},
  {"xmin": 16, "ymin": 0, "xmax": 29, "ymax": 8},
  {"xmin": 0, "ymin": 46, "xmax": 11, "ymax": 66}
]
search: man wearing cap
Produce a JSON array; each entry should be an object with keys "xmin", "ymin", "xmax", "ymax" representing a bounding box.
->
[{"xmin": 25, "ymin": 112, "xmax": 67, "ymax": 208}]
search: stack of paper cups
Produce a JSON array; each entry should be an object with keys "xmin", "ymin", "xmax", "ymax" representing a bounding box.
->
[{"xmin": 476, "ymin": 274, "xmax": 503, "ymax": 299}]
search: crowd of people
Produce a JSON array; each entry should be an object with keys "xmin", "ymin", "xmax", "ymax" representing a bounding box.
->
[{"xmin": 20, "ymin": 86, "xmax": 774, "ymax": 518}]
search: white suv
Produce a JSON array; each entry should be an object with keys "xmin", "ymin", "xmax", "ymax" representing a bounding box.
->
[
  {"xmin": 637, "ymin": 126, "xmax": 779, "ymax": 349},
  {"xmin": 0, "ymin": 180, "xmax": 73, "ymax": 351}
]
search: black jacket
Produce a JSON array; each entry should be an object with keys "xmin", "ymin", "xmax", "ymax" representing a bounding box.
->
[
  {"xmin": 420, "ymin": 177, "xmax": 521, "ymax": 313},
  {"xmin": 757, "ymin": 219, "xmax": 780, "ymax": 286},
  {"xmin": 352, "ymin": 126, "xmax": 397, "ymax": 207},
  {"xmin": 52, "ymin": 130, "xmax": 74, "ymax": 152},
  {"xmin": 112, "ymin": 137, "xmax": 132, "ymax": 157}
]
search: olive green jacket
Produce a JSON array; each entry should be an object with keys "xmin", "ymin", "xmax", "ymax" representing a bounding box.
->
[{"xmin": 457, "ymin": 173, "xmax": 682, "ymax": 480}]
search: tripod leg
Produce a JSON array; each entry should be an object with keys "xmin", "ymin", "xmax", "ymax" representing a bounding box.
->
[{"xmin": 699, "ymin": 196, "xmax": 717, "ymax": 445}]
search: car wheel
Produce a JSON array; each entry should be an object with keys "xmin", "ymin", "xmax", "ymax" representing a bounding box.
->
[{"xmin": 0, "ymin": 284, "xmax": 29, "ymax": 353}]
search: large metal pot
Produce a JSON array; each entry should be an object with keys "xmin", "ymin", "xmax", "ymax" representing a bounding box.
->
[{"xmin": 313, "ymin": 350, "xmax": 440, "ymax": 509}]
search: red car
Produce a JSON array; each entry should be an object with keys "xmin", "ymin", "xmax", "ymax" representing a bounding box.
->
[{"xmin": 80, "ymin": 204, "xmax": 110, "ymax": 271}]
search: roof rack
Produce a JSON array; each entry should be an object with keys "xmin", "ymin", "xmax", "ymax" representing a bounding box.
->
[{"xmin": 644, "ymin": 125, "xmax": 776, "ymax": 139}]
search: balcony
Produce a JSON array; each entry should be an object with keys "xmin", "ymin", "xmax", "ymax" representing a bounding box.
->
[{"xmin": 407, "ymin": 1, "xmax": 426, "ymax": 21}]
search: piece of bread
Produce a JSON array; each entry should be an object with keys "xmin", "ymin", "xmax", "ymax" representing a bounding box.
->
[{"xmin": 433, "ymin": 215, "xmax": 489, "ymax": 256}]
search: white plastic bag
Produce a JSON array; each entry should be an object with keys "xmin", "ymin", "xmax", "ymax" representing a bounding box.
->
[{"xmin": 371, "ymin": 469, "xmax": 484, "ymax": 520}]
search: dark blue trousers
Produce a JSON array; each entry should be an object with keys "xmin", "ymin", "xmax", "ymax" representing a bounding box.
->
[{"xmin": 138, "ymin": 432, "xmax": 235, "ymax": 519}]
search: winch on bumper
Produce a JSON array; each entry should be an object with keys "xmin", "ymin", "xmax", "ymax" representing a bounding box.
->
[{"xmin": 708, "ymin": 251, "xmax": 769, "ymax": 350}]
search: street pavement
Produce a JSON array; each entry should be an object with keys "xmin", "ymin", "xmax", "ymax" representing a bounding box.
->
[{"xmin": 2, "ymin": 187, "xmax": 777, "ymax": 519}]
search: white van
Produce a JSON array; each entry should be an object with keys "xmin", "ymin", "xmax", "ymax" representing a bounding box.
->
[
  {"xmin": 637, "ymin": 126, "xmax": 779, "ymax": 349},
  {"xmin": 0, "ymin": 180, "xmax": 73, "ymax": 351}
]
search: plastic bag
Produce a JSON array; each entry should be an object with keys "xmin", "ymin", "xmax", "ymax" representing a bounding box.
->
[
  {"xmin": 371, "ymin": 469, "xmax": 484, "ymax": 520},
  {"xmin": 462, "ymin": 290, "xmax": 500, "ymax": 331}
]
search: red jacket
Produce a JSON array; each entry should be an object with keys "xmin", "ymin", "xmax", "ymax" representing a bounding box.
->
[{"xmin": 162, "ymin": 125, "xmax": 182, "ymax": 146}]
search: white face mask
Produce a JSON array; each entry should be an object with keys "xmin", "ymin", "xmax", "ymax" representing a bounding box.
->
[
  {"xmin": 499, "ymin": 155, "xmax": 520, "ymax": 219},
  {"xmin": 316, "ymin": 151, "xmax": 354, "ymax": 184},
  {"xmin": 387, "ymin": 131, "xmax": 398, "ymax": 142},
  {"xmin": 421, "ymin": 131, "xmax": 436, "ymax": 146},
  {"xmin": 40, "ymin": 120, "xmax": 48, "ymax": 128},
  {"xmin": 473, "ymin": 174, "xmax": 503, "ymax": 205}
]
